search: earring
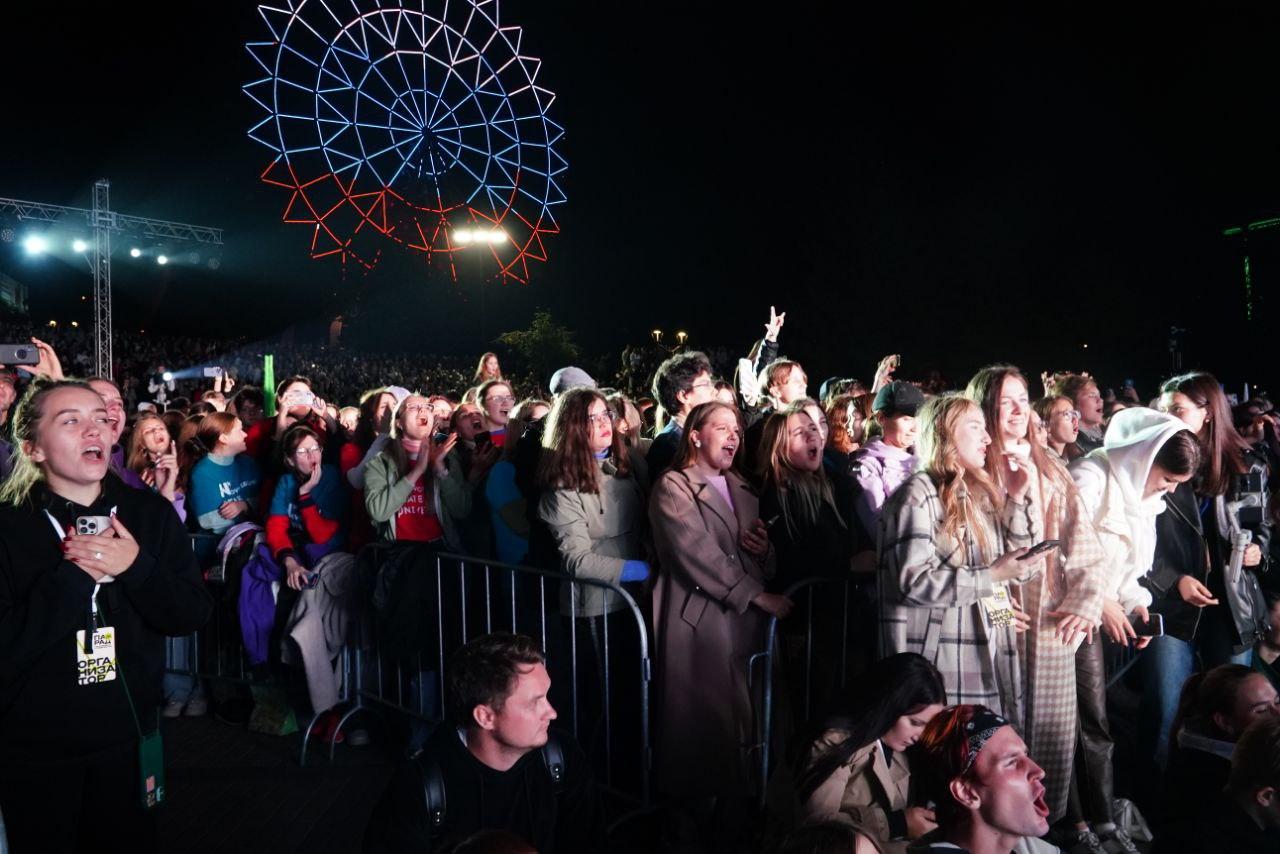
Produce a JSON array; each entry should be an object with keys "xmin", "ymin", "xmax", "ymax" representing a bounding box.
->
[{"xmin": 693, "ymin": 440, "xmax": 702, "ymax": 448}]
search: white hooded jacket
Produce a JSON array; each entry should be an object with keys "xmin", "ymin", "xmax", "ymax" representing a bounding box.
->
[{"xmin": 1069, "ymin": 408, "xmax": 1190, "ymax": 612}]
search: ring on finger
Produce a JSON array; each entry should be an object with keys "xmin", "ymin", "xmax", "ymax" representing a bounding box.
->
[{"xmin": 94, "ymin": 551, "xmax": 103, "ymax": 560}]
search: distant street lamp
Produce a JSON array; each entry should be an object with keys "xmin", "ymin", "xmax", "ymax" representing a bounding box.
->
[
  {"xmin": 651, "ymin": 329, "xmax": 663, "ymax": 343},
  {"xmin": 676, "ymin": 330, "xmax": 688, "ymax": 345}
]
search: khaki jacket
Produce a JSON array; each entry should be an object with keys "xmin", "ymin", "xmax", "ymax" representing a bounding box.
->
[{"xmin": 800, "ymin": 734, "xmax": 912, "ymax": 853}]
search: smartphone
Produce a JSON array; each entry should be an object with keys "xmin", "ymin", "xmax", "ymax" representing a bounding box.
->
[
  {"xmin": 203, "ymin": 367, "xmax": 224, "ymax": 378},
  {"xmin": 432, "ymin": 432, "xmax": 449, "ymax": 445},
  {"xmin": 475, "ymin": 430, "xmax": 492, "ymax": 449},
  {"xmin": 304, "ymin": 571, "xmax": 321, "ymax": 590},
  {"xmin": 76, "ymin": 515, "xmax": 114, "ymax": 536},
  {"xmin": 1016, "ymin": 539, "xmax": 1061, "ymax": 561},
  {"xmin": 0, "ymin": 344, "xmax": 40, "ymax": 366},
  {"xmin": 764, "ymin": 514, "xmax": 781, "ymax": 529},
  {"xmin": 1128, "ymin": 612, "xmax": 1164, "ymax": 637}
]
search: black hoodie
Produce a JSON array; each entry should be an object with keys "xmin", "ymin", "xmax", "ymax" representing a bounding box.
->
[
  {"xmin": 0, "ymin": 475, "xmax": 213, "ymax": 761},
  {"xmin": 364, "ymin": 723, "xmax": 605, "ymax": 853}
]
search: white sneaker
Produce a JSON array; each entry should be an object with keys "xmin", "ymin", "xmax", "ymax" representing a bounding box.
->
[
  {"xmin": 1101, "ymin": 828, "xmax": 1139, "ymax": 854},
  {"xmin": 162, "ymin": 699, "xmax": 186, "ymax": 719}
]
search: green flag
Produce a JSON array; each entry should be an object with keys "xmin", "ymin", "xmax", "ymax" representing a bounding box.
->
[{"xmin": 263, "ymin": 354, "xmax": 275, "ymax": 417}]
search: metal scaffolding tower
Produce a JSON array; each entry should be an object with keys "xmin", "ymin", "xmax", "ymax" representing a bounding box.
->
[{"xmin": 0, "ymin": 179, "xmax": 223, "ymax": 377}]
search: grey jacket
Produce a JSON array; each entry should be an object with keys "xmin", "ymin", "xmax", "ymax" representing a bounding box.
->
[{"xmin": 539, "ymin": 456, "xmax": 647, "ymax": 617}]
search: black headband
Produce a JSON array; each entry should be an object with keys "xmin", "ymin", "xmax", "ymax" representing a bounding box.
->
[{"xmin": 961, "ymin": 708, "xmax": 1009, "ymax": 774}]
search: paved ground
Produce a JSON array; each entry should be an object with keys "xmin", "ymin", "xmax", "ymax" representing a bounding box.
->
[{"xmin": 157, "ymin": 716, "xmax": 393, "ymax": 854}]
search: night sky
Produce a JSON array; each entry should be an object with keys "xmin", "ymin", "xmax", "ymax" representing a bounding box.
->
[{"xmin": 5, "ymin": 4, "xmax": 1280, "ymax": 393}]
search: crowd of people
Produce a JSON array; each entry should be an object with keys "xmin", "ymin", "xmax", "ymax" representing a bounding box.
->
[{"xmin": 2, "ymin": 305, "xmax": 1280, "ymax": 853}]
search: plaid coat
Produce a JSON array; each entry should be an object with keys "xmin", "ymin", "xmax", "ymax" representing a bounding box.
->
[
  {"xmin": 878, "ymin": 472, "xmax": 1038, "ymax": 723},
  {"xmin": 1017, "ymin": 460, "xmax": 1109, "ymax": 822}
]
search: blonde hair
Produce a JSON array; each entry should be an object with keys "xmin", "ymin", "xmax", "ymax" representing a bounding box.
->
[
  {"xmin": 915, "ymin": 394, "xmax": 1002, "ymax": 556},
  {"xmin": 758, "ymin": 405, "xmax": 844, "ymax": 539},
  {"xmin": 0, "ymin": 379, "xmax": 97, "ymax": 506}
]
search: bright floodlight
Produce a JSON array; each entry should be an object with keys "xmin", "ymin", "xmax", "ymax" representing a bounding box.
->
[
  {"xmin": 22, "ymin": 235, "xmax": 48, "ymax": 255},
  {"xmin": 455, "ymin": 230, "xmax": 474, "ymax": 244},
  {"xmin": 162, "ymin": 372, "xmax": 174, "ymax": 382},
  {"xmin": 156, "ymin": 255, "xmax": 169, "ymax": 265},
  {"xmin": 72, "ymin": 239, "xmax": 89, "ymax": 253},
  {"xmin": 130, "ymin": 247, "xmax": 142, "ymax": 258},
  {"xmin": 486, "ymin": 229, "xmax": 508, "ymax": 244}
]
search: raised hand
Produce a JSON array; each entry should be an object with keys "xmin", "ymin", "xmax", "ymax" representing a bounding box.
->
[
  {"xmin": 16, "ymin": 337, "xmax": 64, "ymax": 380},
  {"xmin": 763, "ymin": 305, "xmax": 786, "ymax": 342}
]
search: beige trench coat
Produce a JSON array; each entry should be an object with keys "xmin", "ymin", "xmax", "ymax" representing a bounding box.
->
[{"xmin": 649, "ymin": 466, "xmax": 773, "ymax": 798}]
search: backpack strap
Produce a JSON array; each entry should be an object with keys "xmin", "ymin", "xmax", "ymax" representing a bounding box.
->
[
  {"xmin": 419, "ymin": 731, "xmax": 565, "ymax": 833},
  {"xmin": 419, "ymin": 754, "xmax": 448, "ymax": 829},
  {"xmin": 541, "ymin": 733, "xmax": 565, "ymax": 793}
]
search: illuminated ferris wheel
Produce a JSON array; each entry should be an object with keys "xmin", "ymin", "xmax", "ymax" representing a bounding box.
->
[{"xmin": 244, "ymin": 0, "xmax": 566, "ymax": 282}]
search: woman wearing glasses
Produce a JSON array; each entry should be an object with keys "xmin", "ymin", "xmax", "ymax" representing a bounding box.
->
[
  {"xmin": 538, "ymin": 387, "xmax": 649, "ymax": 787},
  {"xmin": 1033, "ymin": 396, "xmax": 1082, "ymax": 461},
  {"xmin": 477, "ymin": 379, "xmax": 517, "ymax": 449},
  {"xmin": 364, "ymin": 395, "xmax": 468, "ymax": 547},
  {"xmin": 267, "ymin": 426, "xmax": 347, "ymax": 593}
]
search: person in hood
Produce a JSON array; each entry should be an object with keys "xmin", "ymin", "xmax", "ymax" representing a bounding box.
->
[
  {"xmin": 0, "ymin": 379, "xmax": 212, "ymax": 852},
  {"xmin": 1068, "ymin": 406, "xmax": 1199, "ymax": 853},
  {"xmin": 363, "ymin": 632, "xmax": 604, "ymax": 853}
]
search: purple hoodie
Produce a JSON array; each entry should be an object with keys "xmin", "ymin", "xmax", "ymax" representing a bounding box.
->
[{"xmin": 852, "ymin": 437, "xmax": 916, "ymax": 538}]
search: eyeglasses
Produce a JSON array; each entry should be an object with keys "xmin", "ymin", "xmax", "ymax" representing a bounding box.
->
[
  {"xmin": 1055, "ymin": 409, "xmax": 1081, "ymax": 421},
  {"xmin": 295, "ymin": 445, "xmax": 323, "ymax": 457},
  {"xmin": 485, "ymin": 395, "xmax": 517, "ymax": 405},
  {"xmin": 402, "ymin": 404, "xmax": 431, "ymax": 414},
  {"xmin": 587, "ymin": 411, "xmax": 619, "ymax": 425},
  {"xmin": 688, "ymin": 381, "xmax": 714, "ymax": 391}
]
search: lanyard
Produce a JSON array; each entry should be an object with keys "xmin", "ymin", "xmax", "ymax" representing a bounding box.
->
[
  {"xmin": 46, "ymin": 509, "xmax": 147, "ymax": 737},
  {"xmin": 44, "ymin": 509, "xmax": 117, "ymax": 627}
]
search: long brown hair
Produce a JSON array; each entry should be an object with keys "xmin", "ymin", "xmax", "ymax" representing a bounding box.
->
[
  {"xmin": 1160, "ymin": 372, "xmax": 1251, "ymax": 496},
  {"xmin": 825, "ymin": 393, "xmax": 858, "ymax": 455},
  {"xmin": 758, "ymin": 404, "xmax": 843, "ymax": 539},
  {"xmin": 539, "ymin": 388, "xmax": 629, "ymax": 493},
  {"xmin": 966, "ymin": 365, "xmax": 1076, "ymax": 501},
  {"xmin": 915, "ymin": 395, "xmax": 1003, "ymax": 556}
]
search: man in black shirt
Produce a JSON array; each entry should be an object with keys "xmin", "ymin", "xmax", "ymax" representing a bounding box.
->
[{"xmin": 365, "ymin": 633, "xmax": 605, "ymax": 853}]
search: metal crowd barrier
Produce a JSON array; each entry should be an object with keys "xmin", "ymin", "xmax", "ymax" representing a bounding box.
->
[
  {"xmin": 166, "ymin": 538, "xmax": 653, "ymax": 807},
  {"xmin": 747, "ymin": 575, "xmax": 1147, "ymax": 807}
]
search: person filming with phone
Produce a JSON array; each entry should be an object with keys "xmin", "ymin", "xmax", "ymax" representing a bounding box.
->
[{"xmin": 0, "ymin": 379, "xmax": 212, "ymax": 852}]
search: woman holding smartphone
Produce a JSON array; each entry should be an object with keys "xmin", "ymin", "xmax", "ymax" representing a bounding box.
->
[
  {"xmin": 878, "ymin": 394, "xmax": 1036, "ymax": 723},
  {"xmin": 966, "ymin": 365, "xmax": 1106, "ymax": 827},
  {"xmin": 0, "ymin": 379, "xmax": 212, "ymax": 851}
]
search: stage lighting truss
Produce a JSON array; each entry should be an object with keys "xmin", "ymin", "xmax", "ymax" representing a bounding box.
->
[{"xmin": 245, "ymin": 0, "xmax": 567, "ymax": 284}]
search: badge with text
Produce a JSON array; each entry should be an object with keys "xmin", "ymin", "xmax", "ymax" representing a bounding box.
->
[
  {"xmin": 981, "ymin": 586, "xmax": 1016, "ymax": 629},
  {"xmin": 76, "ymin": 626, "xmax": 117, "ymax": 685}
]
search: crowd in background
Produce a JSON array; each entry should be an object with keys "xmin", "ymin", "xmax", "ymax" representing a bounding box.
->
[{"xmin": 3, "ymin": 306, "xmax": 1280, "ymax": 854}]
